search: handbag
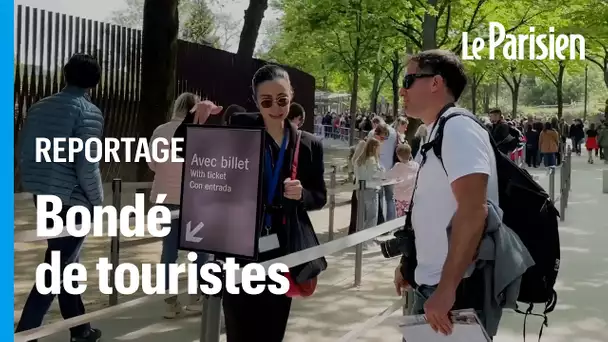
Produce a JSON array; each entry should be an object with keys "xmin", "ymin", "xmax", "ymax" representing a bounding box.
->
[{"xmin": 284, "ymin": 131, "xmax": 327, "ymax": 297}]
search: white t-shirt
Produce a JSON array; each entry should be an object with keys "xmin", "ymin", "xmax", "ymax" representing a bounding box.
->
[
  {"xmin": 368, "ymin": 126, "xmax": 397, "ymax": 170},
  {"xmin": 411, "ymin": 108, "xmax": 499, "ymax": 286}
]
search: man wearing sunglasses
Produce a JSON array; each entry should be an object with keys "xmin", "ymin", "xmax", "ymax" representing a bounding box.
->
[{"xmin": 394, "ymin": 50, "xmax": 501, "ymax": 338}]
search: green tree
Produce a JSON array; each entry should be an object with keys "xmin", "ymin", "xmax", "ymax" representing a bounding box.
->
[
  {"xmin": 181, "ymin": 0, "xmax": 220, "ymax": 46},
  {"xmin": 570, "ymin": 0, "xmax": 608, "ymax": 113},
  {"xmin": 278, "ymin": 0, "xmax": 398, "ymax": 144}
]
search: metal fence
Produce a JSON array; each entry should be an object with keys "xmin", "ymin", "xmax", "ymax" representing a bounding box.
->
[
  {"xmin": 13, "ymin": 153, "xmax": 573, "ymax": 341},
  {"xmin": 13, "ymin": 5, "xmax": 316, "ymax": 189}
]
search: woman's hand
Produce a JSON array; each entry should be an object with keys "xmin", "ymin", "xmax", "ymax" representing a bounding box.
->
[
  {"xmin": 284, "ymin": 178, "xmax": 303, "ymax": 200},
  {"xmin": 190, "ymin": 100, "xmax": 223, "ymax": 124}
]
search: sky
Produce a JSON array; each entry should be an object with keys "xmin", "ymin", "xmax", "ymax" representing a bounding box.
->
[{"xmin": 14, "ymin": 0, "xmax": 282, "ymax": 53}]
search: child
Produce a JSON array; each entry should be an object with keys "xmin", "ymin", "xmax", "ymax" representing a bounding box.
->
[
  {"xmin": 386, "ymin": 144, "xmax": 419, "ymax": 217},
  {"xmin": 585, "ymin": 123, "xmax": 599, "ymax": 164},
  {"xmin": 354, "ymin": 138, "xmax": 384, "ymax": 233}
]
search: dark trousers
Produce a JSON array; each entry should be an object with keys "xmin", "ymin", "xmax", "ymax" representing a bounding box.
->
[
  {"xmin": 525, "ymin": 146, "xmax": 538, "ymax": 167},
  {"xmin": 16, "ymin": 203, "xmax": 90, "ymax": 339},
  {"xmin": 223, "ymin": 289, "xmax": 292, "ymax": 342},
  {"xmin": 348, "ymin": 190, "xmax": 357, "ymax": 234}
]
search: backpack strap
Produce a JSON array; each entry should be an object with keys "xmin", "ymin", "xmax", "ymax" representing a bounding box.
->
[{"xmin": 421, "ymin": 110, "xmax": 504, "ymax": 174}]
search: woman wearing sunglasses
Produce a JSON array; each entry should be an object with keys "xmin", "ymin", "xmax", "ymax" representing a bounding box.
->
[
  {"xmin": 173, "ymin": 65, "xmax": 327, "ymax": 341},
  {"xmin": 222, "ymin": 64, "xmax": 327, "ymax": 342}
]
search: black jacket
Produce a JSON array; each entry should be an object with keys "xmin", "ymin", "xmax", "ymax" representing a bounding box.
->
[{"xmin": 174, "ymin": 112, "xmax": 327, "ymax": 263}]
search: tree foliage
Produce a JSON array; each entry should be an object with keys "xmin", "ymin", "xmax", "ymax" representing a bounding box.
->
[{"xmin": 109, "ymin": 0, "xmax": 234, "ymax": 49}]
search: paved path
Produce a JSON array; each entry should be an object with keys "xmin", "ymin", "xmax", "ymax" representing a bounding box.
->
[{"xmin": 18, "ymin": 154, "xmax": 608, "ymax": 341}]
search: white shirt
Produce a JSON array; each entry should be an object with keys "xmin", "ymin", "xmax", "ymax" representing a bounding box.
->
[
  {"xmin": 411, "ymin": 108, "xmax": 499, "ymax": 286},
  {"xmin": 367, "ymin": 126, "xmax": 397, "ymax": 170}
]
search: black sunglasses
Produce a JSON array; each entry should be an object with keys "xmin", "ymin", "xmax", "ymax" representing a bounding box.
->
[{"xmin": 402, "ymin": 73, "xmax": 437, "ymax": 89}]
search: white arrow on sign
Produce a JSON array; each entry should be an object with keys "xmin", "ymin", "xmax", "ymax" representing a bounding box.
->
[{"xmin": 185, "ymin": 221, "xmax": 204, "ymax": 243}]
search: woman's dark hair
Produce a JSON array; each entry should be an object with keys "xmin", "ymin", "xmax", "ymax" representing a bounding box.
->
[
  {"xmin": 251, "ymin": 64, "xmax": 291, "ymax": 97},
  {"xmin": 222, "ymin": 104, "xmax": 246, "ymax": 125},
  {"xmin": 544, "ymin": 122, "xmax": 552, "ymax": 131},
  {"xmin": 287, "ymin": 102, "xmax": 305, "ymax": 121},
  {"xmin": 64, "ymin": 53, "xmax": 101, "ymax": 89},
  {"xmin": 409, "ymin": 49, "xmax": 467, "ymax": 101}
]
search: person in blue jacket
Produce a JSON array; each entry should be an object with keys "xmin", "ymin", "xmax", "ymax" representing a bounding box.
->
[{"xmin": 17, "ymin": 53, "xmax": 104, "ymax": 342}]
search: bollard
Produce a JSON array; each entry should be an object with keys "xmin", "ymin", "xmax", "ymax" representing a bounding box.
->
[
  {"xmin": 603, "ymin": 169, "xmax": 608, "ymax": 194},
  {"xmin": 354, "ymin": 180, "xmax": 365, "ymax": 287},
  {"xmin": 200, "ymin": 257, "xmax": 223, "ymax": 342},
  {"xmin": 200, "ymin": 296, "xmax": 222, "ymax": 342},
  {"xmin": 109, "ymin": 179, "xmax": 122, "ymax": 306},
  {"xmin": 566, "ymin": 147, "xmax": 572, "ymax": 194},
  {"xmin": 548, "ymin": 167, "xmax": 556, "ymax": 203},
  {"xmin": 328, "ymin": 165, "xmax": 337, "ymax": 241},
  {"xmin": 559, "ymin": 161, "xmax": 567, "ymax": 221}
]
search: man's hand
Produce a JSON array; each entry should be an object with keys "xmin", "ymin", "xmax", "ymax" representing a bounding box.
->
[
  {"xmin": 393, "ymin": 264, "xmax": 408, "ymax": 296},
  {"xmin": 424, "ymin": 285, "xmax": 456, "ymax": 335}
]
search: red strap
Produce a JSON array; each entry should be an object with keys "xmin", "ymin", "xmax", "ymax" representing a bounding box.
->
[
  {"xmin": 283, "ymin": 131, "xmax": 302, "ymax": 225},
  {"xmin": 291, "ymin": 131, "xmax": 302, "ymax": 180}
]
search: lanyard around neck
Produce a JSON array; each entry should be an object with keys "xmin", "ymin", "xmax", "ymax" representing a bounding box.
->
[{"xmin": 264, "ymin": 131, "xmax": 288, "ymax": 230}]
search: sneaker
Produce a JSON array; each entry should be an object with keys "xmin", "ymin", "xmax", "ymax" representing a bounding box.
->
[
  {"xmin": 71, "ymin": 328, "xmax": 102, "ymax": 342},
  {"xmin": 185, "ymin": 295, "xmax": 203, "ymax": 312},
  {"xmin": 164, "ymin": 299, "xmax": 183, "ymax": 319}
]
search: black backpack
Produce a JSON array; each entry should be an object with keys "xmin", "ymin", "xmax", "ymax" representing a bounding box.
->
[{"xmin": 431, "ymin": 111, "xmax": 560, "ymax": 337}]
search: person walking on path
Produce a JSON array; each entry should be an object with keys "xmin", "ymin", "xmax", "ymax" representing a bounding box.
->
[
  {"xmin": 585, "ymin": 123, "xmax": 599, "ymax": 164},
  {"xmin": 539, "ymin": 122, "xmax": 560, "ymax": 167},
  {"xmin": 16, "ymin": 54, "xmax": 103, "ymax": 342},
  {"xmin": 148, "ymin": 92, "xmax": 214, "ymax": 319}
]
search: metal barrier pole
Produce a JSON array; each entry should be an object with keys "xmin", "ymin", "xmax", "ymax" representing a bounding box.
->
[
  {"xmin": 549, "ymin": 167, "xmax": 555, "ymax": 203},
  {"xmin": 200, "ymin": 257, "xmax": 222, "ymax": 342},
  {"xmin": 328, "ymin": 165, "xmax": 337, "ymax": 241},
  {"xmin": 109, "ymin": 179, "xmax": 122, "ymax": 306},
  {"xmin": 567, "ymin": 148, "xmax": 572, "ymax": 193},
  {"xmin": 603, "ymin": 169, "xmax": 608, "ymax": 194},
  {"xmin": 200, "ymin": 296, "xmax": 222, "ymax": 342},
  {"xmin": 559, "ymin": 160, "xmax": 567, "ymax": 221},
  {"xmin": 354, "ymin": 180, "xmax": 365, "ymax": 287}
]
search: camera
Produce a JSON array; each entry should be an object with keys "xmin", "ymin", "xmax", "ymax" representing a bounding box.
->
[{"xmin": 380, "ymin": 227, "xmax": 416, "ymax": 259}]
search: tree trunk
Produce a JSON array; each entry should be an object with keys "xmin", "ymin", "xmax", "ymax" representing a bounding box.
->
[
  {"xmin": 495, "ymin": 78, "xmax": 499, "ymax": 107},
  {"xmin": 511, "ymin": 82, "xmax": 519, "ymax": 119},
  {"xmin": 348, "ymin": 9, "xmax": 362, "ymax": 146},
  {"xmin": 236, "ymin": 0, "xmax": 268, "ymax": 59},
  {"xmin": 391, "ymin": 50, "xmax": 402, "ymax": 118},
  {"xmin": 349, "ymin": 65, "xmax": 360, "ymax": 145},
  {"xmin": 482, "ymin": 85, "xmax": 490, "ymax": 113},
  {"xmin": 370, "ymin": 69, "xmax": 382, "ymax": 113},
  {"xmin": 406, "ymin": 0, "xmax": 437, "ymax": 144},
  {"xmin": 556, "ymin": 62, "xmax": 566, "ymax": 119},
  {"xmin": 137, "ymin": 0, "xmax": 179, "ymax": 181},
  {"xmin": 471, "ymin": 83, "xmax": 477, "ymax": 115}
]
